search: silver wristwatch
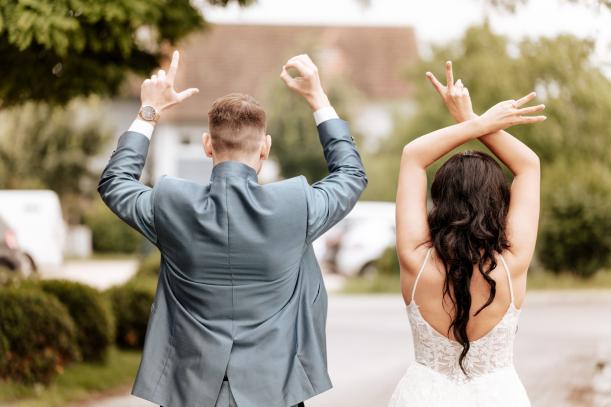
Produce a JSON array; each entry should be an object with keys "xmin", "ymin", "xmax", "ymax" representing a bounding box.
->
[{"xmin": 138, "ymin": 105, "xmax": 160, "ymax": 122}]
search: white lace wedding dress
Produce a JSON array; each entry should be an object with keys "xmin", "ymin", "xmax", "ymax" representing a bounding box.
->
[{"xmin": 389, "ymin": 249, "xmax": 531, "ymax": 407}]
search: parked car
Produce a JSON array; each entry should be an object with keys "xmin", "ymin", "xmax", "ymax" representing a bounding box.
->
[
  {"xmin": 0, "ymin": 190, "xmax": 66, "ymax": 274},
  {"xmin": 314, "ymin": 201, "xmax": 396, "ymax": 277}
]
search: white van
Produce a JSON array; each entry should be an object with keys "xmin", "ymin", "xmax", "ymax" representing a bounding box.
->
[{"xmin": 0, "ymin": 190, "xmax": 66, "ymax": 274}]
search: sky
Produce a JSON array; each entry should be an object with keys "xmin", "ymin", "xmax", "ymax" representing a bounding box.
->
[{"xmin": 198, "ymin": 0, "xmax": 610, "ymax": 67}]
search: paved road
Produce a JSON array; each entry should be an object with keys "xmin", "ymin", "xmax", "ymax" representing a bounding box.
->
[
  {"xmin": 82, "ymin": 291, "xmax": 611, "ymax": 407},
  {"xmin": 45, "ymin": 259, "xmax": 138, "ymax": 290}
]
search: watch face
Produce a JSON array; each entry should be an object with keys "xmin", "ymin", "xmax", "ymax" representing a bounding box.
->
[{"xmin": 141, "ymin": 106, "xmax": 157, "ymax": 121}]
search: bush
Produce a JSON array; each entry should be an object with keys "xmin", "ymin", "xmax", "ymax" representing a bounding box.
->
[
  {"xmin": 83, "ymin": 198, "xmax": 143, "ymax": 254},
  {"xmin": 39, "ymin": 280, "xmax": 115, "ymax": 362},
  {"xmin": 106, "ymin": 283, "xmax": 155, "ymax": 349},
  {"xmin": 538, "ymin": 160, "xmax": 611, "ymax": 277},
  {"xmin": 0, "ymin": 267, "xmax": 23, "ymax": 287},
  {"xmin": 0, "ymin": 287, "xmax": 79, "ymax": 384},
  {"xmin": 375, "ymin": 246, "xmax": 401, "ymax": 276},
  {"xmin": 136, "ymin": 251, "xmax": 161, "ymax": 279}
]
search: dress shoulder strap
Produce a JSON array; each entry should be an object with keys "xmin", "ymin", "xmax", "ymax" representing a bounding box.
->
[
  {"xmin": 411, "ymin": 248, "xmax": 432, "ymax": 304},
  {"xmin": 498, "ymin": 254, "xmax": 515, "ymax": 305}
]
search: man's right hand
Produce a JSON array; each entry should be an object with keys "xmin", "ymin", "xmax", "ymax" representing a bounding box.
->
[
  {"xmin": 140, "ymin": 50, "xmax": 199, "ymax": 115},
  {"xmin": 280, "ymin": 54, "xmax": 330, "ymax": 111}
]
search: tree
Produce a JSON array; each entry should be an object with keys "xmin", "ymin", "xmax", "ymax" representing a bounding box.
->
[
  {"xmin": 368, "ymin": 24, "xmax": 611, "ymax": 274},
  {"xmin": 538, "ymin": 159, "xmax": 611, "ymax": 277},
  {"xmin": 0, "ymin": 101, "xmax": 110, "ymax": 222},
  {"xmin": 0, "ymin": 0, "xmax": 252, "ymax": 107}
]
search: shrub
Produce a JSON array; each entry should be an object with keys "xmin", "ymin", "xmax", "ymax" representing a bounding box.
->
[
  {"xmin": 39, "ymin": 280, "xmax": 115, "ymax": 362},
  {"xmin": 83, "ymin": 198, "xmax": 143, "ymax": 254},
  {"xmin": 375, "ymin": 246, "xmax": 401, "ymax": 276},
  {"xmin": 538, "ymin": 160, "xmax": 611, "ymax": 277},
  {"xmin": 0, "ymin": 287, "xmax": 79, "ymax": 384},
  {"xmin": 136, "ymin": 251, "xmax": 161, "ymax": 279},
  {"xmin": 106, "ymin": 283, "xmax": 155, "ymax": 349},
  {"xmin": 0, "ymin": 267, "xmax": 23, "ymax": 287}
]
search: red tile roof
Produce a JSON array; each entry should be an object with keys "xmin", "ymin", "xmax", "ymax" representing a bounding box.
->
[{"xmin": 158, "ymin": 24, "xmax": 418, "ymax": 123}]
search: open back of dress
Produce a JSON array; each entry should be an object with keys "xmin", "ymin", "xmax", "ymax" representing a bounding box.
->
[{"xmin": 388, "ymin": 248, "xmax": 531, "ymax": 407}]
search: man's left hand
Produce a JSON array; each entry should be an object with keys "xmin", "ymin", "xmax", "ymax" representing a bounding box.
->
[{"xmin": 280, "ymin": 54, "xmax": 330, "ymax": 111}]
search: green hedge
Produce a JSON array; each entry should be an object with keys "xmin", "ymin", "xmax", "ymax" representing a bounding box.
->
[
  {"xmin": 539, "ymin": 160, "xmax": 611, "ymax": 277},
  {"xmin": 136, "ymin": 251, "xmax": 161, "ymax": 279},
  {"xmin": 83, "ymin": 198, "xmax": 143, "ymax": 254},
  {"xmin": 106, "ymin": 283, "xmax": 155, "ymax": 349},
  {"xmin": 375, "ymin": 247, "xmax": 401, "ymax": 276},
  {"xmin": 0, "ymin": 267, "xmax": 23, "ymax": 287},
  {"xmin": 40, "ymin": 280, "xmax": 115, "ymax": 362},
  {"xmin": 0, "ymin": 288, "xmax": 79, "ymax": 384}
]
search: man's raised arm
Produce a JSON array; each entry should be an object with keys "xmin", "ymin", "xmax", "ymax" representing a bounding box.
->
[
  {"xmin": 280, "ymin": 54, "xmax": 368, "ymax": 243},
  {"xmin": 98, "ymin": 51, "xmax": 199, "ymax": 243}
]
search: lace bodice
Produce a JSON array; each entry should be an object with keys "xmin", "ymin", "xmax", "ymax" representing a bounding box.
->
[
  {"xmin": 406, "ymin": 249, "xmax": 521, "ymax": 384},
  {"xmin": 407, "ymin": 302, "xmax": 520, "ymax": 383}
]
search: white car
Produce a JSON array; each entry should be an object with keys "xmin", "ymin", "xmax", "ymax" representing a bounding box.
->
[
  {"xmin": 315, "ymin": 201, "xmax": 396, "ymax": 277},
  {"xmin": 0, "ymin": 190, "xmax": 66, "ymax": 274}
]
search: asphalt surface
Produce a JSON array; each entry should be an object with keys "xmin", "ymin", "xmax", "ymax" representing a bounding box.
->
[
  {"xmin": 79, "ymin": 290, "xmax": 611, "ymax": 407},
  {"xmin": 44, "ymin": 259, "xmax": 138, "ymax": 290}
]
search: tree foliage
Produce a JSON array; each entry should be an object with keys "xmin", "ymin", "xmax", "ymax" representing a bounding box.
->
[
  {"xmin": 538, "ymin": 160, "xmax": 611, "ymax": 277},
  {"xmin": 0, "ymin": 0, "xmax": 251, "ymax": 106},
  {"xmin": 369, "ymin": 24, "xmax": 611, "ymax": 275},
  {"xmin": 0, "ymin": 101, "xmax": 110, "ymax": 221}
]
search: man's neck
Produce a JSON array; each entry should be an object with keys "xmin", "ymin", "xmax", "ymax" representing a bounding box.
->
[{"xmin": 212, "ymin": 157, "xmax": 260, "ymax": 174}]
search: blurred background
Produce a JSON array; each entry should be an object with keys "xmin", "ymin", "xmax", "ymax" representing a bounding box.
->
[{"xmin": 0, "ymin": 0, "xmax": 610, "ymax": 406}]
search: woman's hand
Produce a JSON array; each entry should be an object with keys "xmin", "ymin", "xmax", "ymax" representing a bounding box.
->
[
  {"xmin": 478, "ymin": 92, "xmax": 546, "ymax": 134},
  {"xmin": 426, "ymin": 61, "xmax": 476, "ymax": 123},
  {"xmin": 427, "ymin": 61, "xmax": 546, "ymax": 132}
]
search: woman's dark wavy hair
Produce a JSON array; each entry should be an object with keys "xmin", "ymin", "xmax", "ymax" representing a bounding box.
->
[{"xmin": 428, "ymin": 150, "xmax": 511, "ymax": 374}]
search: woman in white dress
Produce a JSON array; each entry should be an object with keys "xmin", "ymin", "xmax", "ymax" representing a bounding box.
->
[{"xmin": 389, "ymin": 61, "xmax": 546, "ymax": 407}]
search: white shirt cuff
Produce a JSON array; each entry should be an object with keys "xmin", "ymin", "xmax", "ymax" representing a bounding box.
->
[
  {"xmin": 128, "ymin": 119, "xmax": 155, "ymax": 139},
  {"xmin": 313, "ymin": 106, "xmax": 339, "ymax": 126}
]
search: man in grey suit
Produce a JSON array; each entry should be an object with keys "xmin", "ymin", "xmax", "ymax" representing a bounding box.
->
[{"xmin": 99, "ymin": 51, "xmax": 367, "ymax": 407}]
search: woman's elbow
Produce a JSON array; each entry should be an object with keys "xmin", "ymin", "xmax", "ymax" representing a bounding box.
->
[
  {"xmin": 401, "ymin": 143, "xmax": 426, "ymax": 169},
  {"xmin": 525, "ymin": 151, "xmax": 540, "ymax": 171}
]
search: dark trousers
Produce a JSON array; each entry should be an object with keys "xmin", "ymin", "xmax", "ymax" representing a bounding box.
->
[
  {"xmin": 161, "ymin": 403, "xmax": 304, "ymax": 406},
  {"xmin": 161, "ymin": 396, "xmax": 304, "ymax": 406}
]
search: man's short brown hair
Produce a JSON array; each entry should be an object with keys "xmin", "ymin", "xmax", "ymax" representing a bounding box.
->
[{"xmin": 208, "ymin": 93, "xmax": 267, "ymax": 154}]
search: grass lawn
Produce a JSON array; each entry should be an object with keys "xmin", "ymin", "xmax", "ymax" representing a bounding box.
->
[
  {"xmin": 343, "ymin": 274, "xmax": 401, "ymax": 294},
  {"xmin": 342, "ymin": 270, "xmax": 611, "ymax": 294},
  {"xmin": 0, "ymin": 347, "xmax": 142, "ymax": 407}
]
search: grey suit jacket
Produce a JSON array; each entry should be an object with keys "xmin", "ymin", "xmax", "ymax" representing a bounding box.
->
[{"xmin": 98, "ymin": 118, "xmax": 367, "ymax": 407}]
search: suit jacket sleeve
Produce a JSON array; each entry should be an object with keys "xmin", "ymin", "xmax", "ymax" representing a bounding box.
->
[
  {"xmin": 97, "ymin": 131, "xmax": 158, "ymax": 244},
  {"xmin": 304, "ymin": 118, "xmax": 368, "ymax": 243}
]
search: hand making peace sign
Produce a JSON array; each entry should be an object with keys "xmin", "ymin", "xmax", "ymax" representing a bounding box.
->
[{"xmin": 426, "ymin": 61, "xmax": 546, "ymax": 133}]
